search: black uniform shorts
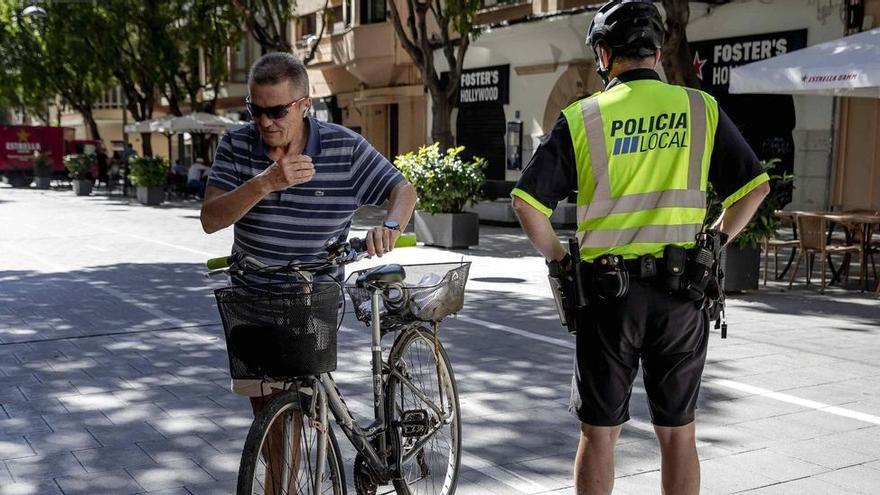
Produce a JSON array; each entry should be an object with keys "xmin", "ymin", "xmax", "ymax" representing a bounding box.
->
[{"xmin": 569, "ymin": 280, "xmax": 709, "ymax": 427}]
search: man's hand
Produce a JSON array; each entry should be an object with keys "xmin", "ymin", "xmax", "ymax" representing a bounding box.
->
[
  {"xmin": 365, "ymin": 226, "xmax": 401, "ymax": 257},
  {"xmin": 256, "ymin": 154, "xmax": 315, "ymax": 193}
]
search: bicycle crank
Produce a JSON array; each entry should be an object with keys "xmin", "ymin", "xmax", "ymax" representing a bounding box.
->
[{"xmin": 354, "ymin": 453, "xmax": 380, "ymax": 495}]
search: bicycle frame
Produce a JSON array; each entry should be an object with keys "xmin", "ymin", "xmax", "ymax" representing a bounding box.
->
[{"xmin": 304, "ymin": 287, "xmax": 452, "ymax": 493}]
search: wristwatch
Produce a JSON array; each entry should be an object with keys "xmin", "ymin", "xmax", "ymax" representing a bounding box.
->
[{"xmin": 382, "ymin": 220, "xmax": 401, "ymax": 231}]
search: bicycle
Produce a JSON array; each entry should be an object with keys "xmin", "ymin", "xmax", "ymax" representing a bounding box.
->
[{"xmin": 206, "ymin": 237, "xmax": 469, "ymax": 495}]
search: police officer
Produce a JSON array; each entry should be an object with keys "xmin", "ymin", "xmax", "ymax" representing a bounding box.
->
[{"xmin": 511, "ymin": 1, "xmax": 770, "ymax": 493}]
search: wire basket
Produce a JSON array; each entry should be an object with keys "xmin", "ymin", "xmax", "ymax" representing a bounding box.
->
[
  {"xmin": 214, "ymin": 281, "xmax": 341, "ymax": 380},
  {"xmin": 346, "ymin": 262, "xmax": 471, "ymax": 324}
]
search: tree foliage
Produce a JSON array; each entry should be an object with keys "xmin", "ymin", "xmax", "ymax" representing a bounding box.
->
[
  {"xmin": 233, "ymin": 0, "xmax": 330, "ymax": 64},
  {"xmin": 1, "ymin": 1, "xmax": 244, "ymax": 156},
  {"xmin": 388, "ymin": 0, "xmax": 482, "ymax": 150},
  {"xmin": 157, "ymin": 1, "xmax": 245, "ymax": 116},
  {"xmin": 0, "ymin": 1, "xmax": 114, "ymax": 137}
]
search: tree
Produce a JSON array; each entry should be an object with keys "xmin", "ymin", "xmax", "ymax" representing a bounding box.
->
[
  {"xmin": 78, "ymin": 1, "xmax": 173, "ymax": 155},
  {"xmin": 233, "ymin": 0, "xmax": 330, "ymax": 64},
  {"xmin": 159, "ymin": 0, "xmax": 245, "ymax": 116},
  {"xmin": 388, "ymin": 0, "xmax": 482, "ymax": 150},
  {"xmin": 153, "ymin": 0, "xmax": 245, "ymax": 160},
  {"xmin": 660, "ymin": 0, "xmax": 701, "ymax": 88},
  {"xmin": 0, "ymin": 1, "xmax": 113, "ymax": 139}
]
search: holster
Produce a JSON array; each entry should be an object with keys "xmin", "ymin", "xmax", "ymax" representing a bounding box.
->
[{"xmin": 547, "ymin": 239, "xmax": 585, "ymax": 334}]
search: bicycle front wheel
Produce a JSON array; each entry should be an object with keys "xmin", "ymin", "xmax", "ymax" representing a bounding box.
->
[
  {"xmin": 386, "ymin": 324, "xmax": 461, "ymax": 495},
  {"xmin": 237, "ymin": 389, "xmax": 345, "ymax": 495}
]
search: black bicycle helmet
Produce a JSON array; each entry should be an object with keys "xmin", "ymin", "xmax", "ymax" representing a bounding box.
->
[{"xmin": 587, "ymin": 0, "xmax": 665, "ymax": 82}]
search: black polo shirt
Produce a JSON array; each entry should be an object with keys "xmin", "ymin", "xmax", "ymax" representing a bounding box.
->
[{"xmin": 513, "ymin": 68, "xmax": 767, "ymax": 213}]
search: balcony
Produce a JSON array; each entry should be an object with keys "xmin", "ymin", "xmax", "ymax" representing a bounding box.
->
[
  {"xmin": 306, "ymin": 22, "xmax": 412, "ymax": 88},
  {"xmin": 475, "ymin": 0, "xmax": 532, "ymax": 25}
]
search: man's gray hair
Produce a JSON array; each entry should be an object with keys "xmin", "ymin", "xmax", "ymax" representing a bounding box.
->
[{"xmin": 248, "ymin": 52, "xmax": 309, "ymax": 96}]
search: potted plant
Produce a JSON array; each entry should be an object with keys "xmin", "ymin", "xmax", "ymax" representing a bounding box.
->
[
  {"xmin": 395, "ymin": 144, "xmax": 486, "ymax": 248},
  {"xmin": 32, "ymin": 151, "xmax": 53, "ymax": 189},
  {"xmin": 64, "ymin": 153, "xmax": 94, "ymax": 196},
  {"xmin": 706, "ymin": 158, "xmax": 795, "ymax": 291},
  {"xmin": 128, "ymin": 156, "xmax": 169, "ymax": 205}
]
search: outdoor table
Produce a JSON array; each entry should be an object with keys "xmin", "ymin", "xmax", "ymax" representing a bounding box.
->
[
  {"xmin": 775, "ymin": 210, "xmax": 880, "ymax": 291},
  {"xmin": 823, "ymin": 212, "xmax": 880, "ymax": 291}
]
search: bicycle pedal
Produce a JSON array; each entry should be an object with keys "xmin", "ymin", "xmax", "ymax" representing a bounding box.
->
[{"xmin": 400, "ymin": 409, "xmax": 429, "ymax": 437}]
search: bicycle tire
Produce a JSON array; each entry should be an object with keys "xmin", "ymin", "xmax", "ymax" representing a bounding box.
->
[
  {"xmin": 385, "ymin": 324, "xmax": 461, "ymax": 495},
  {"xmin": 237, "ymin": 389, "xmax": 346, "ymax": 495}
]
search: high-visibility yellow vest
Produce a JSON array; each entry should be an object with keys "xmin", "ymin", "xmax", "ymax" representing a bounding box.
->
[{"xmin": 562, "ymin": 79, "xmax": 719, "ymax": 261}]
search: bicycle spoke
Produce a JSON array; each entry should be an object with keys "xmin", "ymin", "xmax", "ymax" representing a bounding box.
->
[
  {"xmin": 246, "ymin": 394, "xmax": 341, "ymax": 495},
  {"xmin": 389, "ymin": 329, "xmax": 460, "ymax": 495}
]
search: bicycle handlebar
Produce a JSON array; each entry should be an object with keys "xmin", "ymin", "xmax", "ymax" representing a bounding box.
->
[{"xmin": 206, "ymin": 256, "xmax": 231, "ymax": 271}]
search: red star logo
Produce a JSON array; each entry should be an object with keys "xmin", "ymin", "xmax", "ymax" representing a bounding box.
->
[
  {"xmin": 693, "ymin": 51, "xmax": 707, "ymax": 80},
  {"xmin": 16, "ymin": 129, "xmax": 30, "ymax": 142}
]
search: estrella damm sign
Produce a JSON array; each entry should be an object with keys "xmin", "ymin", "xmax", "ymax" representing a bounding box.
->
[{"xmin": 610, "ymin": 112, "xmax": 688, "ymax": 156}]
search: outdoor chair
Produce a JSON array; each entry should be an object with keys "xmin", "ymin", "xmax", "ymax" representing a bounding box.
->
[
  {"xmin": 762, "ymin": 215, "xmax": 799, "ymax": 286},
  {"xmin": 788, "ymin": 213, "xmax": 863, "ymax": 293}
]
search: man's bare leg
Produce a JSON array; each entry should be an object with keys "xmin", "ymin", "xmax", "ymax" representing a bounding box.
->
[
  {"xmin": 574, "ymin": 423, "xmax": 621, "ymax": 495},
  {"xmin": 251, "ymin": 392, "xmax": 303, "ymax": 494},
  {"xmin": 654, "ymin": 422, "xmax": 700, "ymax": 495}
]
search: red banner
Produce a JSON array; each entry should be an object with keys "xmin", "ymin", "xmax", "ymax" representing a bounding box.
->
[{"xmin": 0, "ymin": 126, "xmax": 68, "ymax": 173}]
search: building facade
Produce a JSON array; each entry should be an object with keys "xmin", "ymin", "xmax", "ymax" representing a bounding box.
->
[
  {"xmin": 436, "ymin": 0, "xmax": 866, "ymax": 211},
  {"xmin": 53, "ymin": 0, "xmax": 877, "ymax": 211}
]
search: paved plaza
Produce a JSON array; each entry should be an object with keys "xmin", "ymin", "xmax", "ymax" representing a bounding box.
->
[{"xmin": 0, "ymin": 185, "xmax": 879, "ymax": 494}]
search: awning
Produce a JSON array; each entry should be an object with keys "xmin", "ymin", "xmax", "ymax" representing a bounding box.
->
[
  {"xmin": 729, "ymin": 28, "xmax": 880, "ymax": 98},
  {"xmin": 124, "ymin": 112, "xmax": 243, "ymax": 135}
]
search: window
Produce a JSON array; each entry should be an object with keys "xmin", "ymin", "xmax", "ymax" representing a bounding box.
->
[
  {"xmin": 231, "ymin": 37, "xmax": 257, "ymax": 83},
  {"xmin": 329, "ymin": 5, "xmax": 345, "ymax": 33},
  {"xmin": 300, "ymin": 13, "xmax": 317, "ymax": 40},
  {"xmin": 95, "ymin": 87, "xmax": 123, "ymax": 109},
  {"xmin": 360, "ymin": 0, "xmax": 386, "ymax": 24}
]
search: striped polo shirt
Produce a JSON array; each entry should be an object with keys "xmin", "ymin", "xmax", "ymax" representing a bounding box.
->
[{"xmin": 207, "ymin": 117, "xmax": 404, "ymax": 283}]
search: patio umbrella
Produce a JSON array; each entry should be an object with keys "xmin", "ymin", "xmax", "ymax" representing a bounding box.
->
[
  {"xmin": 123, "ymin": 116, "xmax": 173, "ymax": 134},
  {"xmin": 729, "ymin": 28, "xmax": 880, "ymax": 98},
  {"xmin": 162, "ymin": 112, "xmax": 242, "ymax": 134}
]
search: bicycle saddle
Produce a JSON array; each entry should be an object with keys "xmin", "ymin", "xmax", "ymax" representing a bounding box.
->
[{"xmin": 356, "ymin": 264, "xmax": 406, "ymax": 286}]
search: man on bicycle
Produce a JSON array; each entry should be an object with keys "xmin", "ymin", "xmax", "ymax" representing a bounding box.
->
[
  {"xmin": 201, "ymin": 51, "xmax": 417, "ymax": 409},
  {"xmin": 512, "ymin": 1, "xmax": 769, "ymax": 493}
]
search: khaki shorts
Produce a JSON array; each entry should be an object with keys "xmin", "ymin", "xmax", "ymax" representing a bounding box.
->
[{"xmin": 231, "ymin": 378, "xmax": 289, "ymax": 397}]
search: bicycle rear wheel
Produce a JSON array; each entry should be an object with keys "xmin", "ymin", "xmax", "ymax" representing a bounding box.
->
[
  {"xmin": 237, "ymin": 389, "xmax": 345, "ymax": 495},
  {"xmin": 386, "ymin": 324, "xmax": 461, "ymax": 495}
]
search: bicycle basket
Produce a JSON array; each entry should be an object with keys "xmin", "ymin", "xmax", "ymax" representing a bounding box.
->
[
  {"xmin": 345, "ymin": 262, "xmax": 470, "ymax": 324},
  {"xmin": 214, "ymin": 281, "xmax": 341, "ymax": 381}
]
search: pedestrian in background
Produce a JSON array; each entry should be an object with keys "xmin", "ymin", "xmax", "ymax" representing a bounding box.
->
[
  {"xmin": 96, "ymin": 146, "xmax": 109, "ymax": 188},
  {"xmin": 186, "ymin": 157, "xmax": 210, "ymax": 198},
  {"xmin": 172, "ymin": 159, "xmax": 189, "ymax": 177},
  {"xmin": 512, "ymin": 1, "xmax": 770, "ymax": 493}
]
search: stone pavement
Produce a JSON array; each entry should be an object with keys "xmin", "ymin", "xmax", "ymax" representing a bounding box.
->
[{"xmin": 0, "ymin": 184, "xmax": 879, "ymax": 494}]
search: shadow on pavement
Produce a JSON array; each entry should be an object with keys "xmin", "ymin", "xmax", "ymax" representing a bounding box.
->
[{"xmin": 0, "ymin": 261, "xmax": 746, "ymax": 493}]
